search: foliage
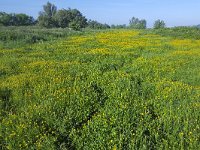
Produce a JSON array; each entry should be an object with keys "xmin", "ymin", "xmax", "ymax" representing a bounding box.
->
[
  {"xmin": 68, "ymin": 21, "xmax": 81, "ymax": 31},
  {"xmin": 151, "ymin": 26, "xmax": 200, "ymax": 39},
  {"xmin": 54, "ymin": 9, "xmax": 70, "ymax": 28},
  {"xmin": 0, "ymin": 29, "xmax": 200, "ymax": 149},
  {"xmin": 55, "ymin": 8, "xmax": 87, "ymax": 30},
  {"xmin": 111, "ymin": 24, "xmax": 127, "ymax": 29},
  {"xmin": 0, "ymin": 12, "xmax": 35, "ymax": 26},
  {"xmin": 87, "ymin": 20, "xmax": 110, "ymax": 29},
  {"xmin": 153, "ymin": 19, "xmax": 166, "ymax": 29},
  {"xmin": 129, "ymin": 17, "xmax": 147, "ymax": 29},
  {"xmin": 37, "ymin": 2, "xmax": 87, "ymax": 30},
  {"xmin": 196, "ymin": 24, "xmax": 200, "ymax": 28},
  {"xmin": 0, "ymin": 26, "xmax": 82, "ymax": 49},
  {"xmin": 38, "ymin": 2, "xmax": 57, "ymax": 28}
]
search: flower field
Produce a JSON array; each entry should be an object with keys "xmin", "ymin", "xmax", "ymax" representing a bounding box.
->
[{"xmin": 0, "ymin": 29, "xmax": 200, "ymax": 149}]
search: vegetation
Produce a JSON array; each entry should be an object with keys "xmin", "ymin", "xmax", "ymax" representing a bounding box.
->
[
  {"xmin": 37, "ymin": 2, "xmax": 87, "ymax": 30},
  {"xmin": 87, "ymin": 20, "xmax": 110, "ymax": 29},
  {"xmin": 0, "ymin": 26, "xmax": 83, "ymax": 49},
  {"xmin": 54, "ymin": 9, "xmax": 87, "ymax": 29},
  {"xmin": 0, "ymin": 1, "xmax": 200, "ymax": 149},
  {"xmin": 111, "ymin": 24, "xmax": 127, "ymax": 29},
  {"xmin": 37, "ymin": 2, "xmax": 57, "ymax": 28},
  {"xmin": 1, "ymin": 2, "xmax": 166, "ymax": 30},
  {"xmin": 0, "ymin": 2, "xmax": 170, "ymax": 31},
  {"xmin": 129, "ymin": 17, "xmax": 147, "ymax": 29},
  {"xmin": 0, "ymin": 27, "xmax": 200, "ymax": 149},
  {"xmin": 0, "ymin": 12, "xmax": 35, "ymax": 26},
  {"xmin": 153, "ymin": 19, "xmax": 166, "ymax": 29},
  {"xmin": 152, "ymin": 26, "xmax": 200, "ymax": 39}
]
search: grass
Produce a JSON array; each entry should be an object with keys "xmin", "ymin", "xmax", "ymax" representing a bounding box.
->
[
  {"xmin": 0, "ymin": 27, "xmax": 200, "ymax": 149},
  {"xmin": 0, "ymin": 26, "xmax": 84, "ymax": 49},
  {"xmin": 149, "ymin": 26, "xmax": 200, "ymax": 40}
]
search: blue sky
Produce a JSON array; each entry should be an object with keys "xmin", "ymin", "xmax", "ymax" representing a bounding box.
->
[{"xmin": 0, "ymin": 0, "xmax": 200, "ymax": 27}]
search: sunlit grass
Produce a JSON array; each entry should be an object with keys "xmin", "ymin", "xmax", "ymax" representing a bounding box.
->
[{"xmin": 0, "ymin": 29, "xmax": 200, "ymax": 150}]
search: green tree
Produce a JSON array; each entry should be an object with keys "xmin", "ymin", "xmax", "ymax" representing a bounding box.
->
[
  {"xmin": 111, "ymin": 24, "xmax": 126, "ymax": 29},
  {"xmin": 0, "ymin": 12, "xmax": 34, "ymax": 26},
  {"xmin": 129, "ymin": 17, "xmax": 147, "ymax": 29},
  {"xmin": 87, "ymin": 20, "xmax": 110, "ymax": 29},
  {"xmin": 38, "ymin": 2, "xmax": 57, "ymax": 28},
  {"xmin": 14, "ymin": 14, "xmax": 34, "ymax": 26},
  {"xmin": 55, "ymin": 8, "xmax": 87, "ymax": 30},
  {"xmin": 0, "ymin": 12, "xmax": 12, "ymax": 26},
  {"xmin": 153, "ymin": 19, "xmax": 166, "ymax": 29},
  {"xmin": 67, "ymin": 9, "xmax": 87, "ymax": 29},
  {"xmin": 54, "ymin": 9, "xmax": 70, "ymax": 28},
  {"xmin": 68, "ymin": 20, "xmax": 81, "ymax": 30}
]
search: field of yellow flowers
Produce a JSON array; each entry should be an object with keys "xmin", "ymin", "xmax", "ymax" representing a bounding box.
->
[{"xmin": 0, "ymin": 29, "xmax": 200, "ymax": 149}]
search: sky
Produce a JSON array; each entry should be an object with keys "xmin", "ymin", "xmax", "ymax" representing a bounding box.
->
[{"xmin": 0, "ymin": 0, "xmax": 200, "ymax": 27}]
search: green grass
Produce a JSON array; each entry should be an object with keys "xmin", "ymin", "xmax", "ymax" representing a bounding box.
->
[
  {"xmin": 149, "ymin": 26, "xmax": 200, "ymax": 40},
  {"xmin": 0, "ymin": 26, "xmax": 84, "ymax": 49},
  {"xmin": 0, "ymin": 28, "xmax": 200, "ymax": 150}
]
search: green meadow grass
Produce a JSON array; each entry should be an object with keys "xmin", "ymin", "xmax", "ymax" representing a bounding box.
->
[{"xmin": 0, "ymin": 28, "xmax": 200, "ymax": 150}]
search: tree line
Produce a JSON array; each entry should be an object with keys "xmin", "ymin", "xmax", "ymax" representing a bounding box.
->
[
  {"xmin": 0, "ymin": 2, "xmax": 166, "ymax": 30},
  {"xmin": 0, "ymin": 12, "xmax": 35, "ymax": 26}
]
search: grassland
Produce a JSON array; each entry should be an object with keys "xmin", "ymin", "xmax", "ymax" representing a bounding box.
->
[{"xmin": 0, "ymin": 27, "xmax": 200, "ymax": 149}]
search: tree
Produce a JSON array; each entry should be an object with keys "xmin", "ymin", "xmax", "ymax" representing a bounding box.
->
[
  {"xmin": 38, "ymin": 2, "xmax": 57, "ymax": 28},
  {"xmin": 0, "ymin": 12, "xmax": 12, "ymax": 26},
  {"xmin": 54, "ymin": 8, "xmax": 87, "ymax": 30},
  {"xmin": 129, "ymin": 17, "xmax": 147, "ymax": 29},
  {"xmin": 87, "ymin": 20, "xmax": 110, "ymax": 29},
  {"xmin": 67, "ymin": 9, "xmax": 87, "ymax": 29},
  {"xmin": 54, "ymin": 9, "xmax": 70, "ymax": 28},
  {"xmin": 37, "ymin": 2, "xmax": 88, "ymax": 29},
  {"xmin": 14, "ymin": 14, "xmax": 34, "ymax": 26},
  {"xmin": 43, "ymin": 2, "xmax": 57, "ymax": 18},
  {"xmin": 153, "ymin": 19, "xmax": 166, "ymax": 29},
  {"xmin": 111, "ymin": 24, "xmax": 126, "ymax": 29},
  {"xmin": 0, "ymin": 12, "xmax": 35, "ymax": 26}
]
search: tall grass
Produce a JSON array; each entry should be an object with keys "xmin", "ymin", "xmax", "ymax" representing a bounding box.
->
[
  {"xmin": 150, "ymin": 26, "xmax": 200, "ymax": 40},
  {"xmin": 0, "ymin": 26, "xmax": 83, "ymax": 49}
]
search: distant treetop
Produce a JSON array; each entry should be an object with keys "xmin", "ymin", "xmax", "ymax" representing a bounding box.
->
[
  {"xmin": 129, "ymin": 17, "xmax": 147, "ymax": 29},
  {"xmin": 153, "ymin": 19, "xmax": 166, "ymax": 29},
  {"xmin": 0, "ymin": 12, "xmax": 35, "ymax": 26}
]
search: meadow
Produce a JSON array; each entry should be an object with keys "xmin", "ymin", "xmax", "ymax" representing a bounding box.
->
[{"xmin": 0, "ymin": 27, "xmax": 200, "ymax": 149}]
